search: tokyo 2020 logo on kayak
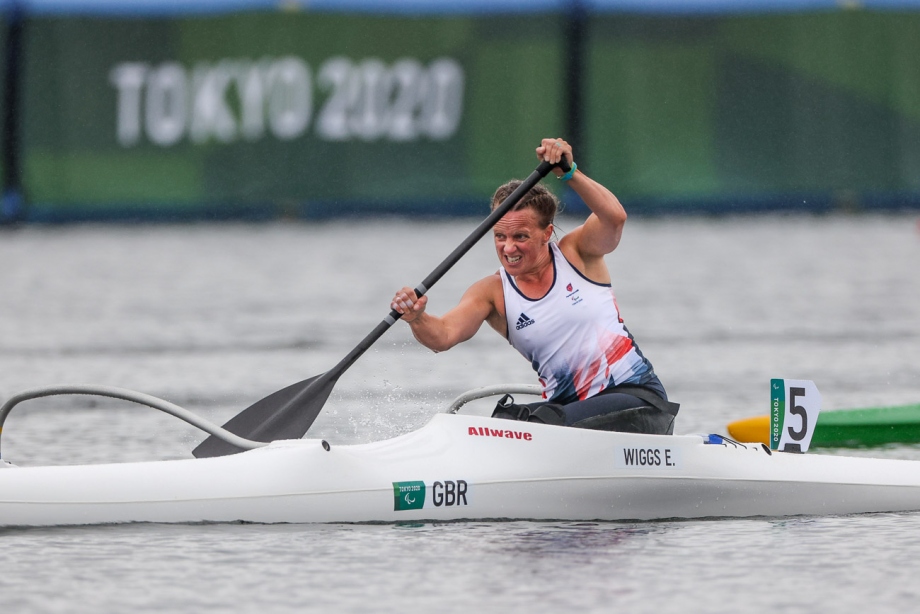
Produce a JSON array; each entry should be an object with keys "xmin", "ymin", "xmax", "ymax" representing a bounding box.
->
[{"xmin": 393, "ymin": 481, "xmax": 426, "ymax": 511}]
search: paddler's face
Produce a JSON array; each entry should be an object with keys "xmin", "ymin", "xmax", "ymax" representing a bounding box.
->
[{"xmin": 492, "ymin": 208, "xmax": 553, "ymax": 275}]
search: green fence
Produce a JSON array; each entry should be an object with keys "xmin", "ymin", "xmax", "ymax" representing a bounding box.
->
[
  {"xmin": 11, "ymin": 9, "xmax": 920, "ymax": 220},
  {"xmin": 22, "ymin": 14, "xmax": 565, "ymax": 220},
  {"xmin": 585, "ymin": 11, "xmax": 920, "ymax": 212}
]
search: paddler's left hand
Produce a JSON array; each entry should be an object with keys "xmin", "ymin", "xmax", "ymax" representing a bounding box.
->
[
  {"xmin": 391, "ymin": 287, "xmax": 427, "ymax": 322},
  {"xmin": 536, "ymin": 137, "xmax": 573, "ymax": 178}
]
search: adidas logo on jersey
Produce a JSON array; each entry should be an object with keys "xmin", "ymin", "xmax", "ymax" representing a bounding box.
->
[{"xmin": 515, "ymin": 312, "xmax": 535, "ymax": 330}]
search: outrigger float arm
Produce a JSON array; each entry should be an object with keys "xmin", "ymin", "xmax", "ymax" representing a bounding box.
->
[
  {"xmin": 445, "ymin": 384, "xmax": 542, "ymax": 414},
  {"xmin": 0, "ymin": 383, "xmax": 545, "ymax": 461},
  {"xmin": 0, "ymin": 384, "xmax": 268, "ymax": 460}
]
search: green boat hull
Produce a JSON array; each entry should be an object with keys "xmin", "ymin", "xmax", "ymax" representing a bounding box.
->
[{"xmin": 815, "ymin": 404, "xmax": 920, "ymax": 447}]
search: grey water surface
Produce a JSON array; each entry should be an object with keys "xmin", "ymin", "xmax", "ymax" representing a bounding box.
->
[{"xmin": 1, "ymin": 215, "xmax": 919, "ymax": 613}]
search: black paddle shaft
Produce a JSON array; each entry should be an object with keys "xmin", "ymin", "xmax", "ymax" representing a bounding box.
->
[
  {"xmin": 193, "ymin": 158, "xmax": 568, "ymax": 458},
  {"xmin": 335, "ymin": 158, "xmax": 568, "ymax": 375}
]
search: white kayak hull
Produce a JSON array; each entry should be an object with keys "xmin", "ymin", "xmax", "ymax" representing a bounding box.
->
[{"xmin": 3, "ymin": 413, "xmax": 920, "ymax": 527}]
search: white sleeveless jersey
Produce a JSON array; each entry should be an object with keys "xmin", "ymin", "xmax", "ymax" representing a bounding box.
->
[{"xmin": 501, "ymin": 242, "xmax": 656, "ymax": 405}]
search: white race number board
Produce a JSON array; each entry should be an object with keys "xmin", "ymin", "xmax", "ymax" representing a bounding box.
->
[{"xmin": 770, "ymin": 379, "xmax": 822, "ymax": 453}]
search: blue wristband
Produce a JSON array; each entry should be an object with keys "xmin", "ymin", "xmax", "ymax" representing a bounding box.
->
[{"xmin": 559, "ymin": 161, "xmax": 577, "ymax": 182}]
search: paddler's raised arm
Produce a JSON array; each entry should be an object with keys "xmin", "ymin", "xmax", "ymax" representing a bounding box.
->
[
  {"xmin": 538, "ymin": 138, "xmax": 627, "ymax": 262},
  {"xmin": 391, "ymin": 276, "xmax": 497, "ymax": 353}
]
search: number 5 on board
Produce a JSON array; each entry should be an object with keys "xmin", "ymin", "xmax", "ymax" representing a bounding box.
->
[{"xmin": 770, "ymin": 379, "xmax": 821, "ymax": 453}]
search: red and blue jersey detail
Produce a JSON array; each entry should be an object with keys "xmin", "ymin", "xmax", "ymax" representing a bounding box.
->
[{"xmin": 502, "ymin": 243, "xmax": 660, "ymax": 405}]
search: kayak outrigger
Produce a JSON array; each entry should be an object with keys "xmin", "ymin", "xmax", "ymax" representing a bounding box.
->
[{"xmin": 3, "ymin": 383, "xmax": 920, "ymax": 528}]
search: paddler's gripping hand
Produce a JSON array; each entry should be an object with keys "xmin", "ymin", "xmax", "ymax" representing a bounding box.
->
[
  {"xmin": 536, "ymin": 137, "xmax": 573, "ymax": 178},
  {"xmin": 391, "ymin": 287, "xmax": 428, "ymax": 323}
]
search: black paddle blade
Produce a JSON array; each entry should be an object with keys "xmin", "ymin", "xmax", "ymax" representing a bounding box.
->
[{"xmin": 192, "ymin": 371, "xmax": 338, "ymax": 458}]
